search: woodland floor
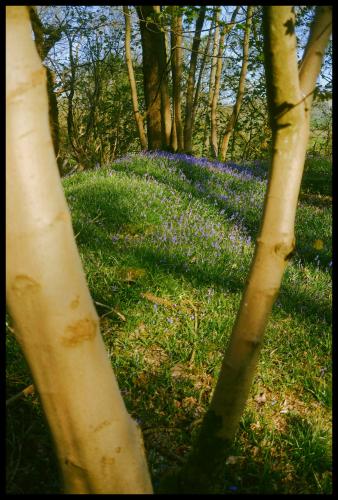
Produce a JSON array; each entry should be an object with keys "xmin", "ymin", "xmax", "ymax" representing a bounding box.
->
[{"xmin": 6, "ymin": 153, "xmax": 332, "ymax": 494}]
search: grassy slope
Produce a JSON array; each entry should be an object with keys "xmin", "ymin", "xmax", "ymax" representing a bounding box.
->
[{"xmin": 6, "ymin": 154, "xmax": 332, "ymax": 494}]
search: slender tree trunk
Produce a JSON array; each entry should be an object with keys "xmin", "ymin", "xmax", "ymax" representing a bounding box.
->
[
  {"xmin": 155, "ymin": 6, "xmax": 172, "ymax": 149},
  {"xmin": 191, "ymin": 27, "xmax": 212, "ymax": 140},
  {"xmin": 6, "ymin": 6, "xmax": 153, "ymax": 493},
  {"xmin": 160, "ymin": 5, "xmax": 332, "ymax": 493},
  {"xmin": 123, "ymin": 6, "xmax": 147, "ymax": 150},
  {"xmin": 170, "ymin": 7, "xmax": 183, "ymax": 152},
  {"xmin": 220, "ymin": 7, "xmax": 253, "ymax": 161},
  {"xmin": 183, "ymin": 5, "xmax": 206, "ymax": 154},
  {"xmin": 28, "ymin": 6, "xmax": 62, "ymax": 175},
  {"xmin": 210, "ymin": 7, "xmax": 239, "ymax": 158},
  {"xmin": 204, "ymin": 7, "xmax": 220, "ymax": 156}
]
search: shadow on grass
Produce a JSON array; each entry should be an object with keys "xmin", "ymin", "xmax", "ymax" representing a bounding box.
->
[
  {"xmin": 75, "ymin": 207, "xmax": 332, "ymax": 330},
  {"xmin": 6, "ymin": 347, "xmax": 61, "ymax": 494},
  {"xmin": 6, "ymin": 157, "xmax": 331, "ymax": 493}
]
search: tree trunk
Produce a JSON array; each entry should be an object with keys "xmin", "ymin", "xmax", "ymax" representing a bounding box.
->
[
  {"xmin": 155, "ymin": 6, "xmax": 172, "ymax": 149},
  {"xmin": 123, "ymin": 6, "xmax": 147, "ymax": 150},
  {"xmin": 28, "ymin": 6, "xmax": 63, "ymax": 175},
  {"xmin": 203, "ymin": 7, "xmax": 220, "ymax": 156},
  {"xmin": 191, "ymin": 26, "xmax": 212, "ymax": 141},
  {"xmin": 210, "ymin": 7, "xmax": 239, "ymax": 158},
  {"xmin": 183, "ymin": 5, "xmax": 206, "ymax": 154},
  {"xmin": 6, "ymin": 6, "xmax": 153, "ymax": 494},
  {"xmin": 220, "ymin": 7, "xmax": 253, "ymax": 162},
  {"xmin": 160, "ymin": 5, "xmax": 332, "ymax": 493},
  {"xmin": 170, "ymin": 7, "xmax": 183, "ymax": 152},
  {"xmin": 137, "ymin": 6, "xmax": 171, "ymax": 151}
]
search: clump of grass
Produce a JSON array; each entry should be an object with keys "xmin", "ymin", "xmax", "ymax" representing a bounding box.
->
[{"xmin": 6, "ymin": 152, "xmax": 332, "ymax": 494}]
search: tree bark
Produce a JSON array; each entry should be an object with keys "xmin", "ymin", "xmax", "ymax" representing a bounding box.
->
[
  {"xmin": 203, "ymin": 7, "xmax": 220, "ymax": 156},
  {"xmin": 191, "ymin": 26, "xmax": 212, "ymax": 141},
  {"xmin": 219, "ymin": 7, "xmax": 253, "ymax": 161},
  {"xmin": 155, "ymin": 6, "xmax": 172, "ymax": 149},
  {"xmin": 183, "ymin": 6, "xmax": 206, "ymax": 154},
  {"xmin": 123, "ymin": 6, "xmax": 147, "ymax": 150},
  {"xmin": 210, "ymin": 7, "xmax": 239, "ymax": 158},
  {"xmin": 137, "ymin": 6, "xmax": 171, "ymax": 150},
  {"xmin": 28, "ymin": 6, "xmax": 63, "ymax": 175},
  {"xmin": 170, "ymin": 7, "xmax": 183, "ymax": 152},
  {"xmin": 160, "ymin": 5, "xmax": 331, "ymax": 493},
  {"xmin": 6, "ymin": 6, "xmax": 153, "ymax": 494}
]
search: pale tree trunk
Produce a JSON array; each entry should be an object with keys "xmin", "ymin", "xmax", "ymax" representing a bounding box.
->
[
  {"xmin": 160, "ymin": 5, "xmax": 332, "ymax": 493},
  {"xmin": 123, "ymin": 6, "xmax": 147, "ymax": 150},
  {"xmin": 203, "ymin": 7, "xmax": 220, "ymax": 156},
  {"xmin": 170, "ymin": 7, "xmax": 183, "ymax": 152},
  {"xmin": 6, "ymin": 6, "xmax": 153, "ymax": 494},
  {"xmin": 210, "ymin": 7, "xmax": 239, "ymax": 158},
  {"xmin": 220, "ymin": 6, "xmax": 253, "ymax": 162},
  {"xmin": 28, "ymin": 6, "xmax": 63, "ymax": 176},
  {"xmin": 183, "ymin": 5, "xmax": 206, "ymax": 154}
]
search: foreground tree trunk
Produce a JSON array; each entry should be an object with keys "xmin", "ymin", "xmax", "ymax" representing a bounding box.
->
[
  {"xmin": 6, "ymin": 6, "xmax": 153, "ymax": 494},
  {"xmin": 183, "ymin": 5, "xmax": 206, "ymax": 154},
  {"xmin": 123, "ymin": 6, "xmax": 147, "ymax": 150},
  {"xmin": 160, "ymin": 5, "xmax": 332, "ymax": 493},
  {"xmin": 219, "ymin": 6, "xmax": 253, "ymax": 161}
]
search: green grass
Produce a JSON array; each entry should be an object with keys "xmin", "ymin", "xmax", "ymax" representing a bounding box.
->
[{"xmin": 6, "ymin": 153, "xmax": 332, "ymax": 494}]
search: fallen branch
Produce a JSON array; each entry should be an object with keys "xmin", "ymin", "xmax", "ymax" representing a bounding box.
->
[{"xmin": 6, "ymin": 384, "xmax": 35, "ymax": 407}]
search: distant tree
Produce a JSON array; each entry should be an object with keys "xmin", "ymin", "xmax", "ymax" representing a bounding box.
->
[
  {"xmin": 203, "ymin": 7, "xmax": 220, "ymax": 156},
  {"xmin": 219, "ymin": 6, "xmax": 253, "ymax": 161},
  {"xmin": 209, "ymin": 7, "xmax": 239, "ymax": 158},
  {"xmin": 137, "ymin": 6, "xmax": 171, "ymax": 150},
  {"xmin": 183, "ymin": 5, "xmax": 206, "ymax": 154},
  {"xmin": 170, "ymin": 6, "xmax": 184, "ymax": 152},
  {"xmin": 123, "ymin": 6, "xmax": 147, "ymax": 150}
]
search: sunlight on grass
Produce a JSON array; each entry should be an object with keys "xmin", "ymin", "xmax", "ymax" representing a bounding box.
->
[{"xmin": 6, "ymin": 153, "xmax": 332, "ymax": 494}]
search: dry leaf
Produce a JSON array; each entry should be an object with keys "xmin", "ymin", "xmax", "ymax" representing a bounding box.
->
[
  {"xmin": 254, "ymin": 392, "xmax": 267, "ymax": 405},
  {"xmin": 123, "ymin": 268, "xmax": 146, "ymax": 283},
  {"xmin": 251, "ymin": 446, "xmax": 259, "ymax": 457},
  {"xmin": 250, "ymin": 421, "xmax": 261, "ymax": 431},
  {"xmin": 141, "ymin": 292, "xmax": 175, "ymax": 309},
  {"xmin": 226, "ymin": 455, "xmax": 245, "ymax": 465},
  {"xmin": 181, "ymin": 396, "xmax": 197, "ymax": 408},
  {"xmin": 313, "ymin": 239, "xmax": 324, "ymax": 250},
  {"xmin": 171, "ymin": 363, "xmax": 188, "ymax": 379}
]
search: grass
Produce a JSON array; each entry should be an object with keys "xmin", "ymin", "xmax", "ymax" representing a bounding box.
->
[{"xmin": 6, "ymin": 152, "xmax": 332, "ymax": 494}]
